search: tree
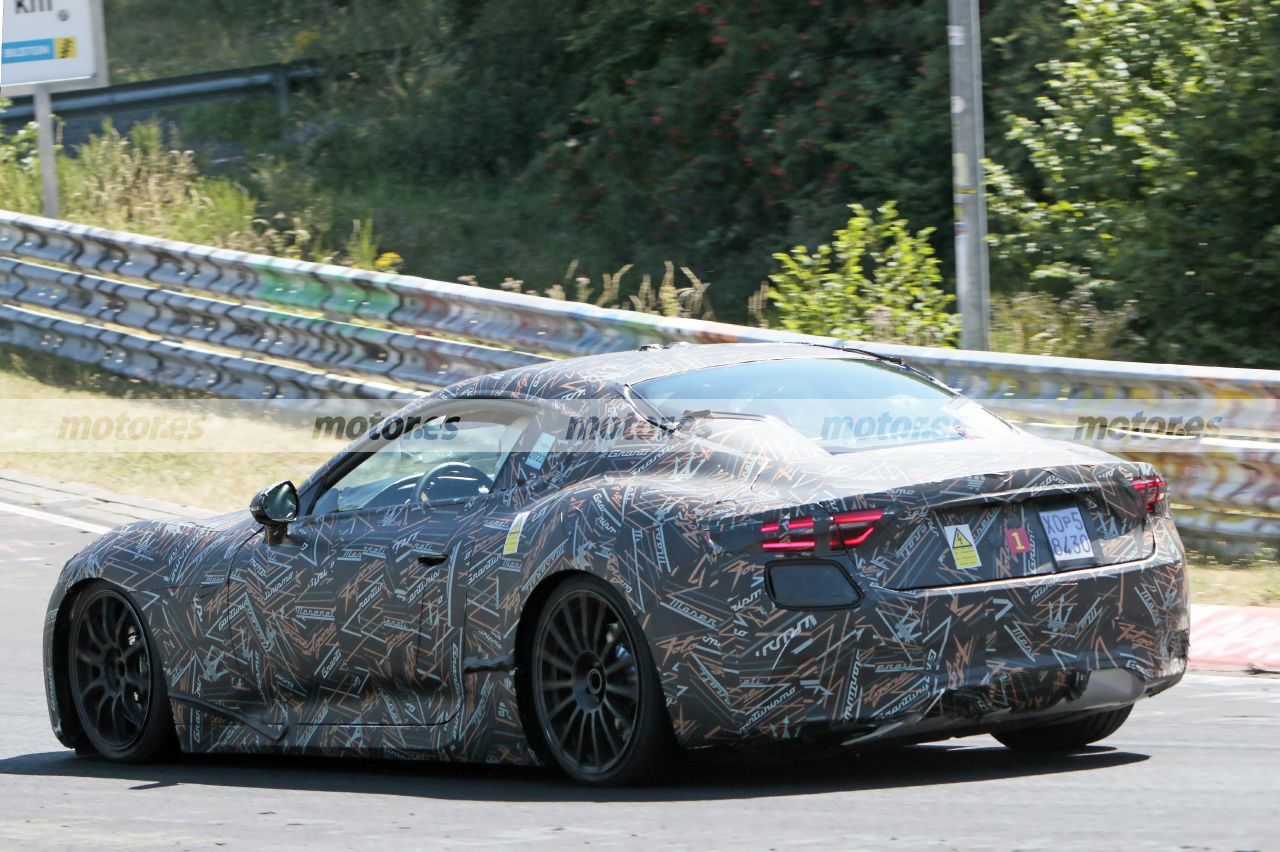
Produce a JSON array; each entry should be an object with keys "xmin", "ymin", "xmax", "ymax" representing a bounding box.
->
[
  {"xmin": 988, "ymin": 0, "xmax": 1280, "ymax": 367},
  {"xmin": 299, "ymin": 0, "xmax": 1064, "ymax": 320}
]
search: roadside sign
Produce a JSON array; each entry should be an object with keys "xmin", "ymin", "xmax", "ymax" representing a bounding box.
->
[
  {"xmin": 1, "ymin": 0, "xmax": 107, "ymax": 218},
  {"xmin": 1, "ymin": 0, "xmax": 108, "ymax": 95}
]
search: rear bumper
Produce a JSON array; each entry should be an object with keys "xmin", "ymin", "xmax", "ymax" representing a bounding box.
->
[
  {"xmin": 668, "ymin": 518, "xmax": 1188, "ymax": 751},
  {"xmin": 785, "ymin": 666, "xmax": 1180, "ymax": 755}
]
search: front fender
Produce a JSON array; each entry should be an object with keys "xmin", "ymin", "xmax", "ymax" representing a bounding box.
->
[{"xmin": 42, "ymin": 512, "xmax": 260, "ymax": 748}]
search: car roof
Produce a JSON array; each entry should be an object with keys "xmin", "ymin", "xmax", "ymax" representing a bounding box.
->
[{"xmin": 440, "ymin": 342, "xmax": 878, "ymax": 401}]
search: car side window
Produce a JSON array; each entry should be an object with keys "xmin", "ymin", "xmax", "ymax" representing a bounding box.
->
[{"xmin": 310, "ymin": 402, "xmax": 533, "ymax": 516}]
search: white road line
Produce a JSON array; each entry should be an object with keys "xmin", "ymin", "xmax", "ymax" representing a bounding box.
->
[{"xmin": 0, "ymin": 500, "xmax": 112, "ymax": 534}]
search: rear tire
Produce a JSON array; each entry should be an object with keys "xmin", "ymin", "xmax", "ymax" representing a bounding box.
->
[
  {"xmin": 994, "ymin": 705, "xmax": 1133, "ymax": 753},
  {"xmin": 526, "ymin": 575, "xmax": 677, "ymax": 785},
  {"xmin": 66, "ymin": 582, "xmax": 176, "ymax": 762}
]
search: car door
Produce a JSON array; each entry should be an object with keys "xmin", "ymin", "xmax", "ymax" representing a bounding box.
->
[{"xmin": 226, "ymin": 399, "xmax": 534, "ymax": 730}]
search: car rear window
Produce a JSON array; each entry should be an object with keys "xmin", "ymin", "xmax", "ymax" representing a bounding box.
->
[{"xmin": 630, "ymin": 357, "xmax": 1016, "ymax": 453}]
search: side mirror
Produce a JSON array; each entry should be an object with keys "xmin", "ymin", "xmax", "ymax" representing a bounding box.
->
[{"xmin": 250, "ymin": 480, "xmax": 298, "ymax": 544}]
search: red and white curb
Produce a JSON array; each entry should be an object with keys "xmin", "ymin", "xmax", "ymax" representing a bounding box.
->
[{"xmin": 1190, "ymin": 604, "xmax": 1280, "ymax": 673}]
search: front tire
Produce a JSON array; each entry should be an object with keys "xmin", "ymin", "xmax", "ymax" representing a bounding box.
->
[
  {"xmin": 66, "ymin": 582, "xmax": 175, "ymax": 762},
  {"xmin": 528, "ymin": 576, "xmax": 675, "ymax": 785},
  {"xmin": 994, "ymin": 705, "xmax": 1133, "ymax": 753}
]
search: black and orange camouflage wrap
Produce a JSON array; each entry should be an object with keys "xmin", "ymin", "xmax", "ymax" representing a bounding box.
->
[{"xmin": 43, "ymin": 343, "xmax": 1189, "ymax": 765}]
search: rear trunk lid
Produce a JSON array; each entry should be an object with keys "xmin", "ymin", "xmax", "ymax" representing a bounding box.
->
[{"xmin": 773, "ymin": 437, "xmax": 1156, "ymax": 590}]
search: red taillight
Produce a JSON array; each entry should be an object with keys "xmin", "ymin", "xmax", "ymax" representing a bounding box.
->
[
  {"xmin": 1130, "ymin": 475, "xmax": 1168, "ymax": 513},
  {"xmin": 761, "ymin": 516, "xmax": 816, "ymax": 551},
  {"xmin": 762, "ymin": 510, "xmax": 884, "ymax": 551},
  {"xmin": 830, "ymin": 509, "xmax": 883, "ymax": 548}
]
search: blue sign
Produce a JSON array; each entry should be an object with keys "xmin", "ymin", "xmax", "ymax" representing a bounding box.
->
[{"xmin": 2, "ymin": 39, "xmax": 56, "ymax": 64}]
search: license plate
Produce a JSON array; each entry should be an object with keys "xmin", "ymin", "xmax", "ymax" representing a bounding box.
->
[{"xmin": 1038, "ymin": 506, "xmax": 1096, "ymax": 565}]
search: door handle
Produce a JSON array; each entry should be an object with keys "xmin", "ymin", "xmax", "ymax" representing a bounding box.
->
[{"xmin": 416, "ymin": 551, "xmax": 449, "ymax": 567}]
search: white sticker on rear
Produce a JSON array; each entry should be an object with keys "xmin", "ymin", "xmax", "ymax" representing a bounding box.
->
[
  {"xmin": 526, "ymin": 432, "xmax": 556, "ymax": 471},
  {"xmin": 944, "ymin": 523, "xmax": 983, "ymax": 570}
]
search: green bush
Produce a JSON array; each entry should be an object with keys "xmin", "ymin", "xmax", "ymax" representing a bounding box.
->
[
  {"xmin": 765, "ymin": 203, "xmax": 958, "ymax": 346},
  {"xmin": 0, "ymin": 114, "xmax": 397, "ymax": 269},
  {"xmin": 103, "ymin": 0, "xmax": 416, "ymax": 81},
  {"xmin": 0, "ymin": 111, "xmax": 42, "ymax": 212}
]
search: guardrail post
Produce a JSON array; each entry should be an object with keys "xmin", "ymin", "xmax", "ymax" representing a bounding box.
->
[
  {"xmin": 273, "ymin": 67, "xmax": 290, "ymax": 119},
  {"xmin": 34, "ymin": 85, "xmax": 60, "ymax": 219}
]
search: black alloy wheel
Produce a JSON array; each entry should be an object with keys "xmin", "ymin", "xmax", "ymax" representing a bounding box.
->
[
  {"xmin": 529, "ymin": 576, "xmax": 675, "ymax": 785},
  {"xmin": 67, "ymin": 582, "xmax": 175, "ymax": 762}
]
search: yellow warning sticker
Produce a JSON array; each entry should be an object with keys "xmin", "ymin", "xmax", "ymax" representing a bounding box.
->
[
  {"xmin": 943, "ymin": 523, "xmax": 982, "ymax": 569},
  {"xmin": 55, "ymin": 37, "xmax": 78, "ymax": 60},
  {"xmin": 503, "ymin": 511, "xmax": 529, "ymax": 555}
]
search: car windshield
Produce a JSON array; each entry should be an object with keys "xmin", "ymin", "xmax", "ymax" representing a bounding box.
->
[{"xmin": 630, "ymin": 356, "xmax": 1016, "ymax": 453}]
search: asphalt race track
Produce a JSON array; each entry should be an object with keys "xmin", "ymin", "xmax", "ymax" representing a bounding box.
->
[{"xmin": 0, "ymin": 506, "xmax": 1275, "ymax": 851}]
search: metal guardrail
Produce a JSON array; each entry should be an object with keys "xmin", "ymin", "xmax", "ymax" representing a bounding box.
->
[
  {"xmin": 1, "ymin": 60, "xmax": 332, "ymax": 127},
  {"xmin": 0, "ymin": 257, "xmax": 542, "ymax": 388},
  {"xmin": 0, "ymin": 210, "xmax": 1276, "ymax": 545}
]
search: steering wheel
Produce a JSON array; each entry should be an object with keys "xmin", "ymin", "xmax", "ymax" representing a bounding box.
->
[{"xmin": 415, "ymin": 462, "xmax": 494, "ymax": 503}]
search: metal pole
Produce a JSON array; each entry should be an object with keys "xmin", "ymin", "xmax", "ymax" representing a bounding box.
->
[
  {"xmin": 947, "ymin": 0, "xmax": 990, "ymax": 350},
  {"xmin": 33, "ymin": 84, "xmax": 60, "ymax": 219},
  {"xmin": 273, "ymin": 67, "xmax": 290, "ymax": 119}
]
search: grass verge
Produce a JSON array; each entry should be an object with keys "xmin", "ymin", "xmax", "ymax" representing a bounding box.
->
[
  {"xmin": 1187, "ymin": 548, "xmax": 1280, "ymax": 607},
  {"xmin": 0, "ymin": 352, "xmax": 334, "ymax": 511}
]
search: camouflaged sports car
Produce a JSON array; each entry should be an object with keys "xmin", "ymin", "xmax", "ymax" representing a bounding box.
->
[{"xmin": 43, "ymin": 343, "xmax": 1189, "ymax": 784}]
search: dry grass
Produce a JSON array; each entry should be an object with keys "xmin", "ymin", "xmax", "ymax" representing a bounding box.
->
[
  {"xmin": 1187, "ymin": 548, "xmax": 1280, "ymax": 607},
  {"xmin": 464, "ymin": 260, "xmax": 720, "ymax": 321},
  {"xmin": 0, "ymin": 368, "xmax": 334, "ymax": 512},
  {"xmin": 3, "ymin": 449, "xmax": 328, "ymax": 513}
]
